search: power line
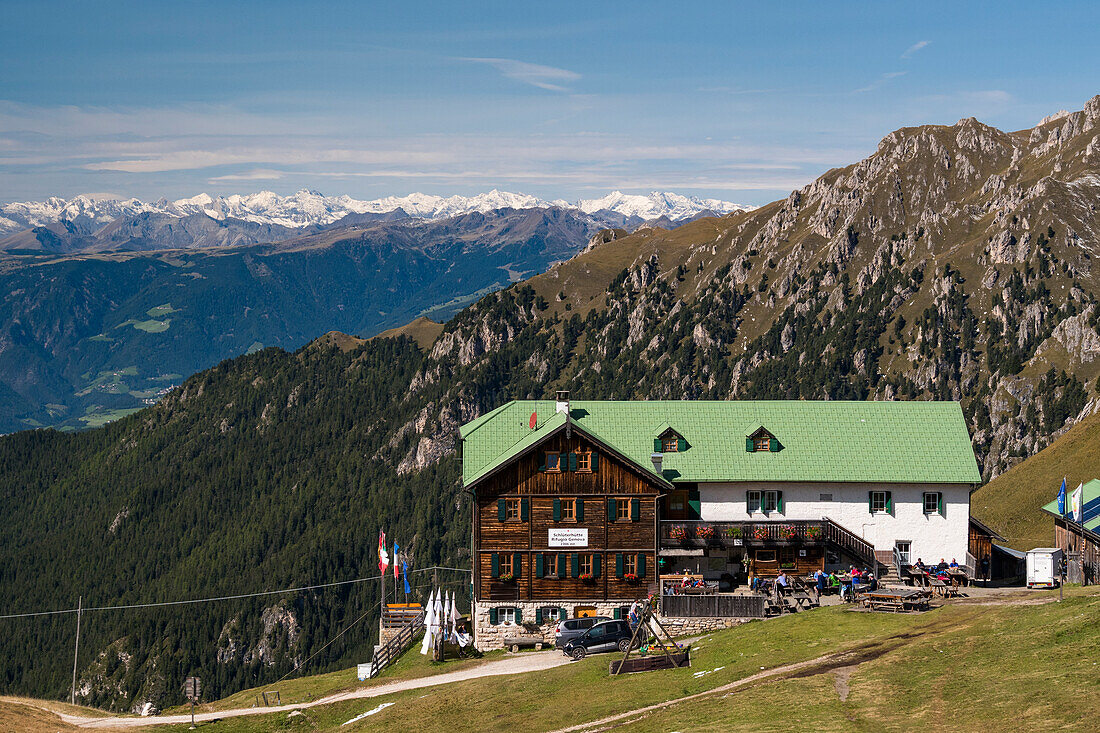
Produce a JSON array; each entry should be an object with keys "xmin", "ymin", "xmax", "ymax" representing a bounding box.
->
[{"xmin": 0, "ymin": 565, "xmax": 471, "ymax": 620}]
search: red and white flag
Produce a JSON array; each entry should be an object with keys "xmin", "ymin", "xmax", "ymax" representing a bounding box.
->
[{"xmin": 378, "ymin": 530, "xmax": 389, "ymax": 573}]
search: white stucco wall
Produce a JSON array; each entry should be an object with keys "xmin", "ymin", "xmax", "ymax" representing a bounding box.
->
[{"xmin": 697, "ymin": 481, "xmax": 972, "ymax": 564}]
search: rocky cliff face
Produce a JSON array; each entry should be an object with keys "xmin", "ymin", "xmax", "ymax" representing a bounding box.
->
[{"xmin": 392, "ymin": 96, "xmax": 1100, "ymax": 482}]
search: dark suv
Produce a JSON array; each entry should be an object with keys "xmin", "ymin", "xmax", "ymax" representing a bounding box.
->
[
  {"xmin": 561, "ymin": 620, "xmax": 638, "ymax": 659},
  {"xmin": 554, "ymin": 615, "xmax": 611, "ymax": 649}
]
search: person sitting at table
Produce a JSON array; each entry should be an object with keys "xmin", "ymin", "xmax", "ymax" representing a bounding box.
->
[
  {"xmin": 828, "ymin": 572, "xmax": 840, "ymax": 591},
  {"xmin": 774, "ymin": 570, "xmax": 789, "ymax": 598},
  {"xmin": 914, "ymin": 558, "xmax": 927, "ymax": 573},
  {"xmin": 814, "ymin": 569, "xmax": 827, "ymax": 600},
  {"xmin": 936, "ymin": 558, "xmax": 949, "ymax": 572},
  {"xmin": 949, "ymin": 558, "xmax": 959, "ymax": 569},
  {"xmin": 865, "ymin": 569, "xmax": 878, "ymax": 591},
  {"xmin": 680, "ymin": 570, "xmax": 692, "ymax": 588}
]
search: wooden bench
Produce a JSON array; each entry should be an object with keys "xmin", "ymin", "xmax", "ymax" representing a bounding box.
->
[{"xmin": 503, "ymin": 634, "xmax": 546, "ymax": 652}]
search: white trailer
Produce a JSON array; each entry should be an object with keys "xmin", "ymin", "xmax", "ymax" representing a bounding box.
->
[{"xmin": 1025, "ymin": 548, "xmax": 1063, "ymax": 588}]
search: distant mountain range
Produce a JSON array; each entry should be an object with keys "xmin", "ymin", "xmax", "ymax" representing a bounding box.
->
[{"xmin": 0, "ymin": 188, "xmax": 752, "ymax": 240}]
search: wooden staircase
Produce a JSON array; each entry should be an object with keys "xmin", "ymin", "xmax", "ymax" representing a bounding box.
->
[{"xmin": 822, "ymin": 517, "xmax": 878, "ymax": 568}]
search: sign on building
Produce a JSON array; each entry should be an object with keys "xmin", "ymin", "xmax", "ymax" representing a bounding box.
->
[{"xmin": 548, "ymin": 528, "xmax": 588, "ymax": 547}]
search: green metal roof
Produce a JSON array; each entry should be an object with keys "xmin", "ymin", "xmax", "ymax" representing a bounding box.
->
[
  {"xmin": 460, "ymin": 400, "xmax": 981, "ymax": 487},
  {"xmin": 1041, "ymin": 478, "xmax": 1100, "ymax": 534}
]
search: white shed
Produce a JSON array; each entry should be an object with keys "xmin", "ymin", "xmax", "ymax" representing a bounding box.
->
[{"xmin": 1025, "ymin": 548, "xmax": 1063, "ymax": 588}]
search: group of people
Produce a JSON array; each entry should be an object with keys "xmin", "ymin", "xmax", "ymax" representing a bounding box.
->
[
  {"xmin": 912, "ymin": 557, "xmax": 961, "ymax": 582},
  {"xmin": 810, "ymin": 566, "xmax": 878, "ymax": 600}
]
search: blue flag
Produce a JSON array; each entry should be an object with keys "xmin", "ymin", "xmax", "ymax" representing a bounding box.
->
[
  {"xmin": 1057, "ymin": 478, "xmax": 1067, "ymax": 515},
  {"xmin": 402, "ymin": 559, "xmax": 411, "ymax": 595}
]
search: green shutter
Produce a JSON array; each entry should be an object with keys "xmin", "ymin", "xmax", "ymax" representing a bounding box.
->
[
  {"xmin": 593, "ymin": 554, "xmax": 601, "ymax": 578},
  {"xmin": 637, "ymin": 553, "xmax": 646, "ymax": 578},
  {"xmin": 491, "ymin": 553, "xmax": 499, "ymax": 578},
  {"xmin": 568, "ymin": 452, "xmax": 578, "ymax": 471},
  {"xmin": 631, "ymin": 497, "xmax": 640, "ymax": 521},
  {"xmin": 614, "ymin": 608, "xmax": 622, "ymax": 620},
  {"xmin": 536, "ymin": 553, "xmax": 544, "ymax": 578},
  {"xmin": 769, "ymin": 437, "xmax": 779, "ymax": 452},
  {"xmin": 521, "ymin": 497, "xmax": 529, "ymax": 521},
  {"xmin": 885, "ymin": 491, "xmax": 893, "ymax": 514},
  {"xmin": 559, "ymin": 607, "xmax": 567, "ymax": 621},
  {"xmin": 538, "ymin": 453, "xmax": 546, "ymax": 471},
  {"xmin": 608, "ymin": 498, "xmax": 617, "ymax": 520},
  {"xmin": 677, "ymin": 437, "xmax": 687, "ymax": 452},
  {"xmin": 868, "ymin": 491, "xmax": 874, "ymax": 514},
  {"xmin": 776, "ymin": 491, "xmax": 784, "ymax": 514},
  {"xmin": 591, "ymin": 452, "xmax": 599, "ymax": 471},
  {"xmin": 571, "ymin": 553, "xmax": 580, "ymax": 578},
  {"xmin": 688, "ymin": 488, "xmax": 701, "ymax": 519},
  {"xmin": 938, "ymin": 493, "xmax": 945, "ymax": 517},
  {"xmin": 746, "ymin": 437, "xmax": 754, "ymax": 452},
  {"xmin": 489, "ymin": 607, "xmax": 499, "ymax": 625},
  {"xmin": 498, "ymin": 499, "xmax": 506, "ymax": 522},
  {"xmin": 576, "ymin": 498, "xmax": 584, "ymax": 521},
  {"xmin": 558, "ymin": 553, "xmax": 567, "ymax": 579},
  {"xmin": 655, "ymin": 438, "xmax": 663, "ymax": 452},
  {"xmin": 513, "ymin": 552, "xmax": 522, "ymax": 578},
  {"xmin": 514, "ymin": 608, "xmax": 522, "ymax": 624},
  {"xmin": 616, "ymin": 553, "xmax": 624, "ymax": 578},
  {"xmin": 553, "ymin": 498, "xmax": 561, "ymax": 521},
  {"xmin": 535, "ymin": 607, "xmax": 543, "ymax": 624}
]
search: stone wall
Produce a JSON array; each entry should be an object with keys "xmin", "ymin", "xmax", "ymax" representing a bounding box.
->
[
  {"xmin": 472, "ymin": 599, "xmax": 753, "ymax": 650},
  {"xmin": 473, "ymin": 600, "xmax": 634, "ymax": 651}
]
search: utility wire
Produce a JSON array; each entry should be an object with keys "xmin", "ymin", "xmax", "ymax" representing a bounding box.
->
[{"xmin": 0, "ymin": 565, "xmax": 471, "ymax": 620}]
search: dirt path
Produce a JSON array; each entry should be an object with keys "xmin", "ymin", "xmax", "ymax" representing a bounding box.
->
[{"xmin": 54, "ymin": 652, "xmax": 572, "ymax": 729}]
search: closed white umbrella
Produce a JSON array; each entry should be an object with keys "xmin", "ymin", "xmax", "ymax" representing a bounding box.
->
[{"xmin": 419, "ymin": 588, "xmax": 436, "ymax": 655}]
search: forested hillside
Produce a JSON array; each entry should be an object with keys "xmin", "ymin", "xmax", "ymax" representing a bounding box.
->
[{"xmin": 3, "ymin": 97, "xmax": 1100, "ymax": 712}]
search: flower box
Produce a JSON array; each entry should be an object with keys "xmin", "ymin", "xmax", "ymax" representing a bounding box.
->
[
  {"xmin": 752, "ymin": 527, "xmax": 769, "ymax": 540},
  {"xmin": 579, "ymin": 573, "xmax": 596, "ymax": 583},
  {"xmin": 669, "ymin": 525, "xmax": 688, "ymax": 542},
  {"xmin": 623, "ymin": 573, "xmax": 640, "ymax": 583},
  {"xmin": 497, "ymin": 573, "xmax": 516, "ymax": 583},
  {"xmin": 696, "ymin": 525, "xmax": 715, "ymax": 541},
  {"xmin": 805, "ymin": 526, "xmax": 823, "ymax": 540},
  {"xmin": 781, "ymin": 525, "xmax": 798, "ymax": 540},
  {"xmin": 722, "ymin": 526, "xmax": 743, "ymax": 539}
]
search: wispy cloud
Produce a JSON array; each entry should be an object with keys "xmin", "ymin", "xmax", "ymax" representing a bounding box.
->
[
  {"xmin": 901, "ymin": 40, "xmax": 931, "ymax": 59},
  {"xmin": 853, "ymin": 71, "xmax": 906, "ymax": 94},
  {"xmin": 460, "ymin": 57, "xmax": 580, "ymax": 92},
  {"xmin": 208, "ymin": 169, "xmax": 286, "ymax": 182}
]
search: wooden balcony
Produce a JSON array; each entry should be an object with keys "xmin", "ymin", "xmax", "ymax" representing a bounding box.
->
[{"xmin": 659, "ymin": 520, "xmax": 826, "ymax": 548}]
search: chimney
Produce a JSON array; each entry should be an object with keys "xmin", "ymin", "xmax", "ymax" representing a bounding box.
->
[
  {"xmin": 555, "ymin": 390, "xmax": 570, "ymax": 415},
  {"xmin": 651, "ymin": 452, "xmax": 663, "ymax": 475}
]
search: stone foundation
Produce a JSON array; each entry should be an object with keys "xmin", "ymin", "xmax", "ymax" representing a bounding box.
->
[
  {"xmin": 473, "ymin": 600, "xmax": 635, "ymax": 651},
  {"xmin": 654, "ymin": 615, "xmax": 751, "ymax": 636}
]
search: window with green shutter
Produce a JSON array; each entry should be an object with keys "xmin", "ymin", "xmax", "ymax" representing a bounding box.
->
[
  {"xmin": 535, "ymin": 607, "xmax": 543, "ymax": 624},
  {"xmin": 491, "ymin": 553, "xmax": 499, "ymax": 578},
  {"xmin": 553, "ymin": 498, "xmax": 561, "ymax": 521},
  {"xmin": 630, "ymin": 497, "xmax": 640, "ymax": 521},
  {"xmin": 512, "ymin": 552, "xmax": 522, "ymax": 578},
  {"xmin": 558, "ymin": 607, "xmax": 567, "ymax": 621},
  {"xmin": 514, "ymin": 608, "xmax": 522, "ymax": 624},
  {"xmin": 592, "ymin": 554, "xmax": 601, "ymax": 578},
  {"xmin": 607, "ymin": 497, "xmax": 617, "ymax": 521},
  {"xmin": 616, "ymin": 553, "xmax": 624, "ymax": 578},
  {"xmin": 769, "ymin": 437, "xmax": 779, "ymax": 452},
  {"xmin": 568, "ymin": 452, "xmax": 578, "ymax": 471},
  {"xmin": 571, "ymin": 553, "xmax": 580, "ymax": 578},
  {"xmin": 497, "ymin": 498, "xmax": 506, "ymax": 522},
  {"xmin": 590, "ymin": 452, "xmax": 599, "ymax": 471},
  {"xmin": 637, "ymin": 553, "xmax": 646, "ymax": 578},
  {"xmin": 654, "ymin": 438, "xmax": 663, "ymax": 452},
  {"xmin": 677, "ymin": 437, "xmax": 688, "ymax": 452},
  {"xmin": 576, "ymin": 498, "xmax": 584, "ymax": 521},
  {"xmin": 535, "ymin": 553, "xmax": 544, "ymax": 578},
  {"xmin": 489, "ymin": 607, "xmax": 499, "ymax": 625},
  {"xmin": 558, "ymin": 552, "xmax": 568, "ymax": 579},
  {"xmin": 520, "ymin": 497, "xmax": 529, "ymax": 521},
  {"xmin": 745, "ymin": 437, "xmax": 754, "ymax": 452}
]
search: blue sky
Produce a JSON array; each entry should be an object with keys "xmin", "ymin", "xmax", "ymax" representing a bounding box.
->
[{"xmin": 1, "ymin": 1, "xmax": 1098, "ymax": 205}]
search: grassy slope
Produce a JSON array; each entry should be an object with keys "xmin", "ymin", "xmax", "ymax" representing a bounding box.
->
[
  {"xmin": 971, "ymin": 408, "xmax": 1100, "ymax": 549},
  {"xmin": 370, "ymin": 317, "xmax": 445, "ymax": 350},
  {"xmin": 120, "ymin": 587, "xmax": 1100, "ymax": 732}
]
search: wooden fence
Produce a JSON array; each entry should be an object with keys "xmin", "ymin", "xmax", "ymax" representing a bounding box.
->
[{"xmin": 660, "ymin": 594, "xmax": 766, "ymax": 618}]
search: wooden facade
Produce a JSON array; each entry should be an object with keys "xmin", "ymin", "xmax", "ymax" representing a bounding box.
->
[
  {"xmin": 471, "ymin": 430, "xmax": 663, "ymax": 603},
  {"xmin": 1054, "ymin": 518, "xmax": 1099, "ymax": 583}
]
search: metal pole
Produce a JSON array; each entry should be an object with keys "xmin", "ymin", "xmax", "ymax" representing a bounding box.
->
[{"xmin": 70, "ymin": 596, "xmax": 82, "ymax": 705}]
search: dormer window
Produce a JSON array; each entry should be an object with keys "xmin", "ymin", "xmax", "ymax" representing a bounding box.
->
[
  {"xmin": 654, "ymin": 428, "xmax": 686, "ymax": 453},
  {"xmin": 746, "ymin": 426, "xmax": 779, "ymax": 453}
]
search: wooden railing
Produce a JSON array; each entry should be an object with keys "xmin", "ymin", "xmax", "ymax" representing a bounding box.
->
[
  {"xmin": 661, "ymin": 594, "xmax": 766, "ymax": 618},
  {"xmin": 821, "ymin": 517, "xmax": 877, "ymax": 567},
  {"xmin": 659, "ymin": 520, "xmax": 826, "ymax": 546},
  {"xmin": 382, "ymin": 603, "xmax": 424, "ymax": 629},
  {"xmin": 369, "ymin": 610, "xmax": 424, "ymax": 679}
]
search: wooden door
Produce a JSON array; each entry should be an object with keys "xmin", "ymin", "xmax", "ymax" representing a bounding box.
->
[{"xmin": 664, "ymin": 490, "xmax": 689, "ymax": 520}]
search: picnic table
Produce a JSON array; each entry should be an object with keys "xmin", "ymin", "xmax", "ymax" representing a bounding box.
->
[
  {"xmin": 787, "ymin": 590, "xmax": 818, "ymax": 610},
  {"xmin": 947, "ymin": 570, "xmax": 969, "ymax": 588},
  {"xmin": 861, "ymin": 588, "xmax": 929, "ymax": 613}
]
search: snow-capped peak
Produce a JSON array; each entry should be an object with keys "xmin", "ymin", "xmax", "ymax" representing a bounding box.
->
[{"xmin": 0, "ymin": 189, "xmax": 753, "ymax": 234}]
